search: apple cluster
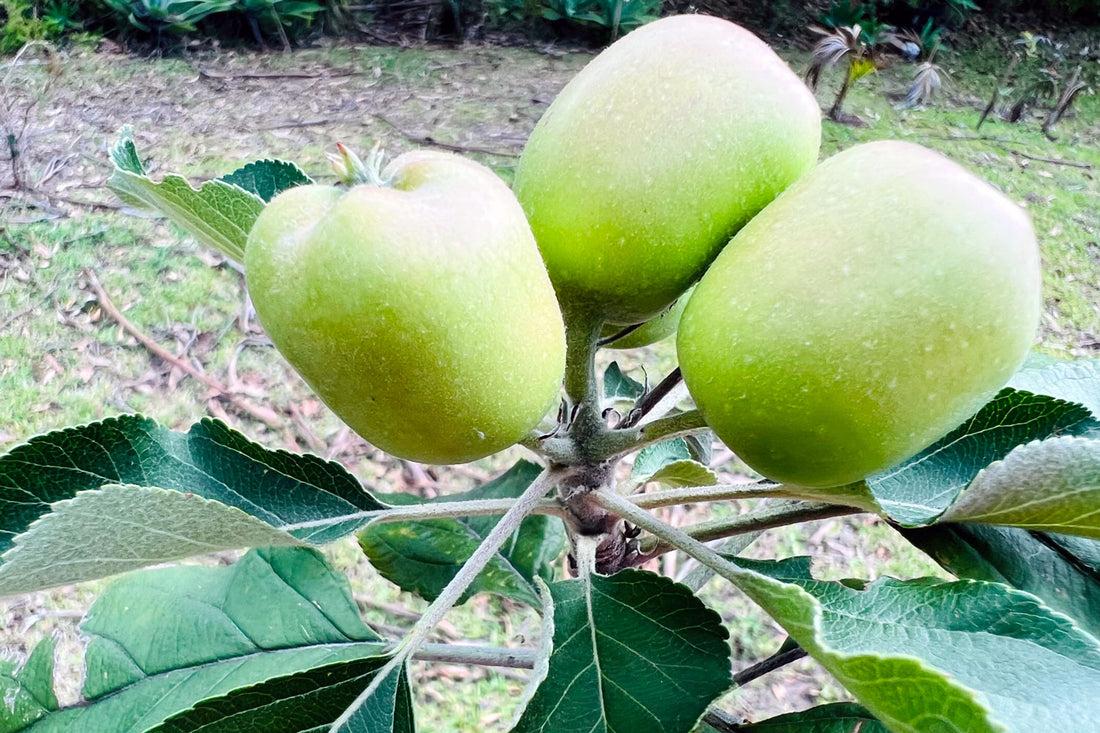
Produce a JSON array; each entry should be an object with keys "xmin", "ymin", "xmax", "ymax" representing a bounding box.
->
[{"xmin": 246, "ymin": 15, "xmax": 1041, "ymax": 487}]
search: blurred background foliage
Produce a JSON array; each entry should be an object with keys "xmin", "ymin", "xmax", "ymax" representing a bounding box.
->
[{"xmin": 0, "ymin": 0, "xmax": 1097, "ymax": 54}]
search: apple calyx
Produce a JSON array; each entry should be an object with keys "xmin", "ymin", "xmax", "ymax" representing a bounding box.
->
[{"xmin": 327, "ymin": 141, "xmax": 392, "ymax": 187}]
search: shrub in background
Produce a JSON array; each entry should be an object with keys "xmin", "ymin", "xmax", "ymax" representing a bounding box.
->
[{"xmin": 0, "ymin": 0, "xmax": 103, "ymax": 52}]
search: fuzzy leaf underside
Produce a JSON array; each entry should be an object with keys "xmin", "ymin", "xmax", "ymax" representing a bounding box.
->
[
  {"xmin": 1009, "ymin": 358, "xmax": 1100, "ymax": 420},
  {"xmin": 107, "ymin": 127, "xmax": 310, "ymax": 261},
  {"xmin": 939, "ymin": 436, "xmax": 1100, "ymax": 538},
  {"xmin": 0, "ymin": 485, "xmax": 303, "ymax": 595},
  {"xmin": 632, "ymin": 437, "xmax": 719, "ymax": 488},
  {"xmin": 0, "ymin": 416, "xmax": 384, "ymax": 595},
  {"xmin": 717, "ymin": 556, "xmax": 1100, "ymax": 733}
]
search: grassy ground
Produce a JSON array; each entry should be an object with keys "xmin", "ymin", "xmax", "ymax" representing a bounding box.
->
[{"xmin": 1, "ymin": 27, "xmax": 1098, "ymax": 729}]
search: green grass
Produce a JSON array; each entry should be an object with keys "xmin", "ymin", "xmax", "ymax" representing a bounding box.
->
[{"xmin": 1, "ymin": 30, "xmax": 1098, "ymax": 728}]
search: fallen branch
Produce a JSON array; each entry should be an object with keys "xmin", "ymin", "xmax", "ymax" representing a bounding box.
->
[
  {"xmin": 373, "ymin": 114, "xmax": 522, "ymax": 158},
  {"xmin": 84, "ymin": 268, "xmax": 283, "ymax": 430},
  {"xmin": 1009, "ymin": 148, "xmax": 1093, "ymax": 169},
  {"xmin": 0, "ymin": 281, "xmax": 59, "ymax": 332},
  {"xmin": 197, "ymin": 68, "xmax": 359, "ymax": 81},
  {"xmin": 921, "ymin": 135, "xmax": 1094, "ymax": 169}
]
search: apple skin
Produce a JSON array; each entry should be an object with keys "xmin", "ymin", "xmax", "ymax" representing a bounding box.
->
[
  {"xmin": 513, "ymin": 14, "xmax": 821, "ymax": 324},
  {"xmin": 677, "ymin": 140, "xmax": 1041, "ymax": 488},
  {"xmin": 245, "ymin": 151, "xmax": 566, "ymax": 465},
  {"xmin": 601, "ymin": 286, "xmax": 694, "ymax": 349}
]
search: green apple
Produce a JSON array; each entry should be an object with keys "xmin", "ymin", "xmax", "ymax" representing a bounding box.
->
[
  {"xmin": 245, "ymin": 150, "xmax": 566, "ymax": 465},
  {"xmin": 601, "ymin": 286, "xmax": 694, "ymax": 349},
  {"xmin": 513, "ymin": 14, "xmax": 821, "ymax": 324},
  {"xmin": 678, "ymin": 140, "xmax": 1041, "ymax": 488}
]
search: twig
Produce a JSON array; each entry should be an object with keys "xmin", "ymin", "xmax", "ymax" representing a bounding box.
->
[
  {"xmin": 640, "ymin": 501, "xmax": 861, "ymax": 558},
  {"xmin": 629, "ymin": 482, "xmax": 794, "ymax": 509},
  {"xmin": 618, "ymin": 367, "xmax": 683, "ymax": 429},
  {"xmin": 698, "ymin": 643, "xmax": 810, "ymax": 731},
  {"xmin": 263, "ymin": 117, "xmax": 341, "ymax": 130},
  {"xmin": 329, "ymin": 468, "xmax": 561, "ymax": 731},
  {"xmin": 279, "ymin": 496, "xmax": 565, "ymax": 533},
  {"xmin": 603, "ymin": 409, "xmax": 711, "ymax": 460},
  {"xmin": 411, "ymin": 643, "xmax": 536, "ymax": 670},
  {"xmin": 0, "ymin": 302, "xmax": 36, "ymax": 331},
  {"xmin": 84, "ymin": 268, "xmax": 283, "ymax": 430},
  {"xmin": 733, "ymin": 642, "xmax": 808, "ymax": 686}
]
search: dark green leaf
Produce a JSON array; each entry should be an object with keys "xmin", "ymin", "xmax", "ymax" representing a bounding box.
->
[
  {"xmin": 903, "ymin": 524, "xmax": 1100, "ymax": 640},
  {"xmin": 867, "ymin": 389, "xmax": 1093, "ymax": 525},
  {"xmin": 149, "ymin": 657, "xmax": 413, "ymax": 733},
  {"xmin": 328, "ymin": 663, "xmax": 414, "ymax": 733},
  {"xmin": 512, "ymin": 569, "xmax": 732, "ymax": 733},
  {"xmin": 718, "ymin": 555, "xmax": 1100, "ymax": 733},
  {"xmin": 0, "ymin": 416, "xmax": 384, "ymax": 594},
  {"xmin": 20, "ymin": 547, "xmax": 399, "ymax": 732},
  {"xmin": 0, "ymin": 638, "xmax": 57, "ymax": 732},
  {"xmin": 220, "ymin": 160, "xmax": 313, "ymax": 203},
  {"xmin": 604, "ymin": 361, "xmax": 645, "ymax": 402},
  {"xmin": 358, "ymin": 461, "xmax": 564, "ymax": 607},
  {"xmin": 711, "ymin": 703, "xmax": 889, "ymax": 732}
]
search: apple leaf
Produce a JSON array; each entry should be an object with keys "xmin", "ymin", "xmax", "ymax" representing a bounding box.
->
[
  {"xmin": 937, "ymin": 436, "xmax": 1100, "ymax": 538},
  {"xmin": 1009, "ymin": 357, "xmax": 1100, "ymax": 420},
  {"xmin": 632, "ymin": 437, "xmax": 690, "ymax": 477},
  {"xmin": 326, "ymin": 663, "xmax": 414, "ymax": 733},
  {"xmin": 14, "ymin": 547, "xmax": 400, "ymax": 732},
  {"xmin": 219, "ymin": 159, "xmax": 313, "ymax": 203},
  {"xmin": 511, "ymin": 569, "xmax": 732, "ymax": 733},
  {"xmin": 717, "ymin": 555, "xmax": 1100, "ymax": 733},
  {"xmin": 149, "ymin": 657, "xmax": 414, "ymax": 733},
  {"xmin": 903, "ymin": 524, "xmax": 1100, "ymax": 640},
  {"xmin": 0, "ymin": 485, "xmax": 304, "ymax": 596},
  {"xmin": 0, "ymin": 638, "xmax": 57, "ymax": 733},
  {"xmin": 604, "ymin": 361, "xmax": 646, "ymax": 403},
  {"xmin": 0, "ymin": 416, "xmax": 385, "ymax": 594},
  {"xmin": 647, "ymin": 460, "xmax": 719, "ymax": 488},
  {"xmin": 358, "ymin": 461, "xmax": 565, "ymax": 607},
  {"xmin": 866, "ymin": 388, "xmax": 1093, "ymax": 525},
  {"xmin": 632, "ymin": 437, "xmax": 719, "ymax": 488},
  {"xmin": 705, "ymin": 703, "xmax": 889, "ymax": 732},
  {"xmin": 108, "ymin": 126, "xmax": 264, "ymax": 262}
]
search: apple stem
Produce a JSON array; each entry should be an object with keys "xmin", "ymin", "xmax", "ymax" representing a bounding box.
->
[{"xmin": 561, "ymin": 305, "xmax": 607, "ymax": 457}]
